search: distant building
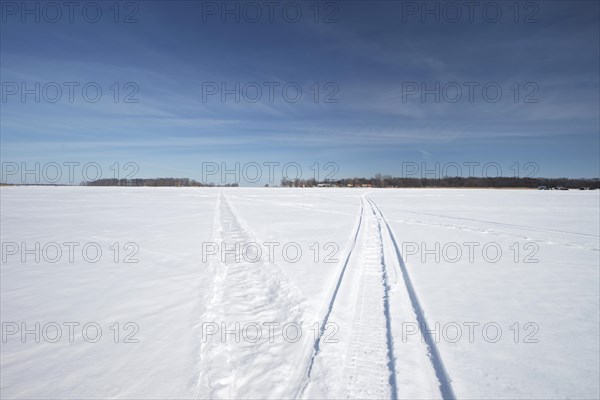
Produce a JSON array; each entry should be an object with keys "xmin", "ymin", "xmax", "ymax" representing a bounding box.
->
[{"xmin": 317, "ymin": 179, "xmax": 341, "ymax": 188}]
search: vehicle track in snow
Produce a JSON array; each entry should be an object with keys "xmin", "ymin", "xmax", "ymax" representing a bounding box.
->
[
  {"xmin": 342, "ymin": 197, "xmax": 397, "ymax": 399},
  {"xmin": 289, "ymin": 197, "xmax": 365, "ymax": 398},
  {"xmin": 195, "ymin": 193, "xmax": 307, "ymax": 399},
  {"xmin": 400, "ymin": 210, "xmax": 598, "ymax": 239},
  {"xmin": 367, "ymin": 196, "xmax": 456, "ymax": 400},
  {"xmin": 295, "ymin": 195, "xmax": 456, "ymax": 400},
  {"xmin": 197, "ymin": 193, "xmax": 455, "ymax": 400},
  {"xmin": 292, "ymin": 196, "xmax": 398, "ymax": 399}
]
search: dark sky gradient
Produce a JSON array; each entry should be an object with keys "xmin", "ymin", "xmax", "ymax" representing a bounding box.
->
[{"xmin": 1, "ymin": 0, "xmax": 599, "ymax": 184}]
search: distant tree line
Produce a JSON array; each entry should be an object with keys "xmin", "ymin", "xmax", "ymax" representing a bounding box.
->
[
  {"xmin": 82, "ymin": 178, "xmax": 238, "ymax": 187},
  {"xmin": 281, "ymin": 176, "xmax": 600, "ymax": 189},
  {"xmin": 78, "ymin": 176, "xmax": 599, "ymax": 188}
]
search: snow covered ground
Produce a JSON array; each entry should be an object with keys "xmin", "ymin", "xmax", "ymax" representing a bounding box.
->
[{"xmin": 1, "ymin": 187, "xmax": 598, "ymax": 399}]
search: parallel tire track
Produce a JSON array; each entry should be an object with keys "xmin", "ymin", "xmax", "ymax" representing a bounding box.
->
[
  {"xmin": 343, "ymin": 198, "xmax": 398, "ymax": 399},
  {"xmin": 367, "ymin": 196, "xmax": 456, "ymax": 400},
  {"xmin": 293, "ymin": 195, "xmax": 400, "ymax": 399}
]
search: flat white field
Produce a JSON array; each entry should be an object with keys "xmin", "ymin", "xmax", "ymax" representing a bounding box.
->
[{"xmin": 1, "ymin": 187, "xmax": 598, "ymax": 399}]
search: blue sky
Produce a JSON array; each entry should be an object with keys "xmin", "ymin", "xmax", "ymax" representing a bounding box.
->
[{"xmin": 1, "ymin": 0, "xmax": 599, "ymax": 185}]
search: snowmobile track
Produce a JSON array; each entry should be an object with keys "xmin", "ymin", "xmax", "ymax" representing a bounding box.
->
[{"xmin": 367, "ymin": 196, "xmax": 456, "ymax": 400}]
